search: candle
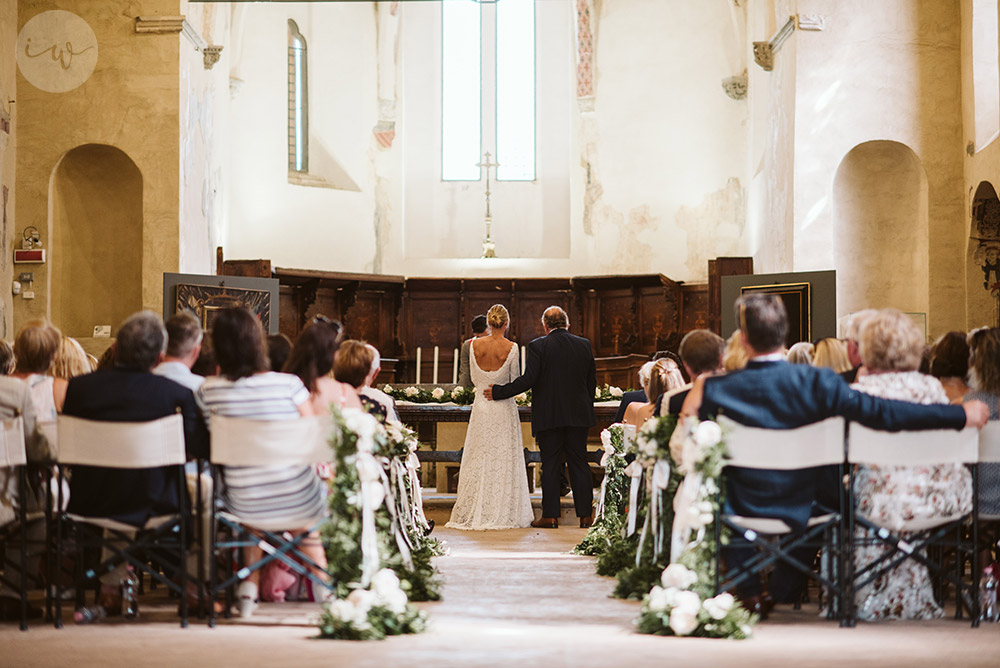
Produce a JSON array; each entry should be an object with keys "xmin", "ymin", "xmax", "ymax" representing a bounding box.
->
[
  {"xmin": 452, "ymin": 348, "xmax": 459, "ymax": 384},
  {"xmin": 415, "ymin": 347, "xmax": 421, "ymax": 384},
  {"xmin": 433, "ymin": 346, "xmax": 440, "ymax": 385},
  {"xmin": 521, "ymin": 346, "xmax": 526, "ymax": 374}
]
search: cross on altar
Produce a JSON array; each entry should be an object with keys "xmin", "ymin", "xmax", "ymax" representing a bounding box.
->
[{"xmin": 476, "ymin": 152, "xmax": 498, "ymax": 258}]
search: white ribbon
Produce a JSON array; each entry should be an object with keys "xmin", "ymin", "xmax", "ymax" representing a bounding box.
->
[
  {"xmin": 625, "ymin": 460, "xmax": 644, "ymax": 536},
  {"xmin": 389, "ymin": 457, "xmax": 414, "ymax": 547},
  {"xmin": 406, "ymin": 451, "xmax": 429, "ymax": 530},
  {"xmin": 356, "ymin": 452, "xmax": 384, "ymax": 587},
  {"xmin": 650, "ymin": 459, "xmax": 672, "ymax": 560},
  {"xmin": 377, "ymin": 456, "xmax": 414, "ymax": 571},
  {"xmin": 670, "ymin": 472, "xmax": 704, "ymax": 563}
]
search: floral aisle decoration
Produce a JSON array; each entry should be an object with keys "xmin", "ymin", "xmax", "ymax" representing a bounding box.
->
[
  {"xmin": 383, "ymin": 384, "xmax": 628, "ymax": 406},
  {"xmin": 634, "ymin": 417, "xmax": 756, "ymax": 639},
  {"xmin": 611, "ymin": 415, "xmax": 683, "ymax": 600},
  {"xmin": 318, "ymin": 407, "xmax": 436, "ymax": 640},
  {"xmin": 573, "ymin": 424, "xmax": 629, "ymax": 556}
]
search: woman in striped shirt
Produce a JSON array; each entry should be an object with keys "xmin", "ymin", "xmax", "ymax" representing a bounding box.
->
[{"xmin": 196, "ymin": 308, "xmax": 327, "ymax": 617}]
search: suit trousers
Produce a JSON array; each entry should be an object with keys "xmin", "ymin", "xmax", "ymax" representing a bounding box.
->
[{"xmin": 536, "ymin": 426, "xmax": 592, "ymax": 518}]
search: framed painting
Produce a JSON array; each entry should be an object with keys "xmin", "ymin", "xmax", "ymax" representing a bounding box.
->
[
  {"xmin": 739, "ymin": 282, "xmax": 811, "ymax": 346},
  {"xmin": 163, "ymin": 273, "xmax": 280, "ymax": 334}
]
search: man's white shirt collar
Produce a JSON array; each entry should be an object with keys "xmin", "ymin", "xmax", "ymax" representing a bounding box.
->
[{"xmin": 751, "ymin": 352, "xmax": 786, "ymax": 362}]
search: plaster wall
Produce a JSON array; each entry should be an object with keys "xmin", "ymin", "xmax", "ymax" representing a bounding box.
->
[
  {"xmin": 223, "ymin": 0, "xmax": 750, "ymax": 284},
  {"xmin": 0, "ymin": 1, "xmax": 16, "ymax": 339},
  {"xmin": 792, "ymin": 0, "xmax": 965, "ymax": 336},
  {"xmin": 14, "ymin": 0, "xmax": 182, "ymax": 334}
]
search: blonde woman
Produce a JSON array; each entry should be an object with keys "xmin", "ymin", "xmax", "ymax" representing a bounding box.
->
[
  {"xmin": 623, "ymin": 358, "xmax": 685, "ymax": 427},
  {"xmin": 812, "ymin": 337, "xmax": 852, "ymax": 373},
  {"xmin": 447, "ymin": 304, "xmax": 534, "ymax": 530}
]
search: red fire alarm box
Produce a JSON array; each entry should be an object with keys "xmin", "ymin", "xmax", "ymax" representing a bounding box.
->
[{"xmin": 13, "ymin": 249, "xmax": 45, "ymax": 263}]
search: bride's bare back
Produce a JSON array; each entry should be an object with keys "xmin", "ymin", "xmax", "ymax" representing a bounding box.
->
[{"xmin": 472, "ymin": 333, "xmax": 515, "ymax": 372}]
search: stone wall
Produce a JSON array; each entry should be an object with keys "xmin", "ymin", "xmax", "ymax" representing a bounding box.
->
[{"xmin": 0, "ymin": 1, "xmax": 16, "ymax": 339}]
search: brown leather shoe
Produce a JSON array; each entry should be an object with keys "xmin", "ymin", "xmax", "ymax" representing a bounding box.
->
[
  {"xmin": 531, "ymin": 517, "xmax": 558, "ymax": 529},
  {"xmin": 579, "ymin": 515, "xmax": 594, "ymax": 529},
  {"xmin": 738, "ymin": 594, "xmax": 772, "ymax": 621}
]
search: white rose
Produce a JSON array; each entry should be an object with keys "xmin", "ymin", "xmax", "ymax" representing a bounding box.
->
[
  {"xmin": 380, "ymin": 588, "xmax": 408, "ymax": 614},
  {"xmin": 371, "ymin": 569, "xmax": 401, "ymax": 598},
  {"xmin": 693, "ymin": 420, "xmax": 722, "ymax": 449},
  {"xmin": 343, "ymin": 408, "xmax": 378, "ymax": 444},
  {"xmin": 740, "ymin": 624, "xmax": 753, "ymax": 637},
  {"xmin": 668, "ymin": 607, "xmax": 699, "ymax": 636},
  {"xmin": 451, "ymin": 388, "xmax": 462, "ymax": 399},
  {"xmin": 382, "ymin": 384, "xmax": 393, "ymax": 394},
  {"xmin": 515, "ymin": 393, "xmax": 528, "ymax": 403},
  {"xmin": 661, "ymin": 564, "xmax": 698, "ymax": 590},
  {"xmin": 646, "ymin": 586, "xmax": 671, "ymax": 613},
  {"xmin": 346, "ymin": 588, "xmax": 375, "ymax": 613},
  {"xmin": 595, "ymin": 388, "xmax": 602, "ymax": 399},
  {"xmin": 702, "ymin": 592, "xmax": 735, "ymax": 620},
  {"xmin": 432, "ymin": 387, "xmax": 445, "ymax": 400},
  {"xmin": 405, "ymin": 386, "xmax": 419, "ymax": 397},
  {"xmin": 673, "ymin": 590, "xmax": 702, "ymax": 616},
  {"xmin": 610, "ymin": 386, "xmax": 623, "ymax": 398},
  {"xmin": 327, "ymin": 599, "xmax": 355, "ymax": 622}
]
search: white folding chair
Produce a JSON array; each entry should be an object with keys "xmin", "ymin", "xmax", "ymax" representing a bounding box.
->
[
  {"xmin": 715, "ymin": 416, "xmax": 848, "ymax": 623},
  {"xmin": 0, "ymin": 417, "xmax": 30, "ymax": 630},
  {"xmin": 978, "ymin": 421, "xmax": 1000, "ymax": 520},
  {"xmin": 847, "ymin": 423, "xmax": 980, "ymax": 627},
  {"xmin": 207, "ymin": 414, "xmax": 334, "ymax": 627},
  {"xmin": 53, "ymin": 413, "xmax": 191, "ymax": 628}
]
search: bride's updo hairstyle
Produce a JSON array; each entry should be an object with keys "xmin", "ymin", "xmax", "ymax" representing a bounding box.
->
[{"xmin": 487, "ymin": 304, "xmax": 509, "ymax": 330}]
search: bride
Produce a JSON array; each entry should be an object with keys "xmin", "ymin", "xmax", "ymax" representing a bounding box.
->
[{"xmin": 446, "ymin": 304, "xmax": 534, "ymax": 530}]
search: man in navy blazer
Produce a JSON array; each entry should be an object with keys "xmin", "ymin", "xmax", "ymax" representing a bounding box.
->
[
  {"xmin": 486, "ymin": 306, "xmax": 597, "ymax": 528},
  {"xmin": 683, "ymin": 294, "xmax": 988, "ymax": 609}
]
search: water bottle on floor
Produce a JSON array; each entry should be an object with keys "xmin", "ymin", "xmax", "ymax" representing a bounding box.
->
[
  {"xmin": 120, "ymin": 566, "xmax": 140, "ymax": 620},
  {"xmin": 73, "ymin": 605, "xmax": 106, "ymax": 625},
  {"xmin": 980, "ymin": 563, "xmax": 998, "ymax": 623}
]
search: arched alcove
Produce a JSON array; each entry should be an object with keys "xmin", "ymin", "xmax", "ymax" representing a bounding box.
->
[
  {"xmin": 833, "ymin": 141, "xmax": 929, "ymax": 319},
  {"xmin": 968, "ymin": 181, "xmax": 1000, "ymax": 328},
  {"xmin": 50, "ymin": 144, "xmax": 143, "ymax": 338}
]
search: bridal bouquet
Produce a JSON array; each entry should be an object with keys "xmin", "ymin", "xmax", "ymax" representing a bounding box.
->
[
  {"xmin": 634, "ymin": 417, "xmax": 756, "ymax": 639},
  {"xmin": 574, "ymin": 424, "xmax": 629, "ymax": 556},
  {"xmin": 318, "ymin": 407, "xmax": 433, "ymax": 640}
]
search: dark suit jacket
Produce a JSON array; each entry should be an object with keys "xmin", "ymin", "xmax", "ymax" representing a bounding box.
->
[
  {"xmin": 492, "ymin": 328, "xmax": 596, "ymax": 436},
  {"xmin": 701, "ymin": 359, "xmax": 966, "ymax": 530},
  {"xmin": 614, "ymin": 389, "xmax": 648, "ymax": 423},
  {"xmin": 63, "ymin": 368, "xmax": 210, "ymax": 527}
]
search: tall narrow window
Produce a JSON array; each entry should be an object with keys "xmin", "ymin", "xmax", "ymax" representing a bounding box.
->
[
  {"xmin": 496, "ymin": 0, "xmax": 535, "ymax": 181},
  {"xmin": 288, "ymin": 20, "xmax": 308, "ymax": 173},
  {"xmin": 441, "ymin": 1, "xmax": 481, "ymax": 181}
]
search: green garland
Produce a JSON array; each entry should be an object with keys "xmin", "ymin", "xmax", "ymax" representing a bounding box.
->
[
  {"xmin": 573, "ymin": 425, "xmax": 628, "ymax": 556},
  {"xmin": 382, "ymin": 383, "xmax": 629, "ymax": 407}
]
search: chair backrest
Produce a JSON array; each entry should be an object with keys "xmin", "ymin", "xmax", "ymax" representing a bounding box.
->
[
  {"xmin": 980, "ymin": 421, "xmax": 1000, "ymax": 463},
  {"xmin": 848, "ymin": 422, "xmax": 979, "ymax": 466},
  {"xmin": 0, "ymin": 416, "xmax": 26, "ymax": 469},
  {"xmin": 56, "ymin": 413, "xmax": 186, "ymax": 469},
  {"xmin": 209, "ymin": 414, "xmax": 335, "ymax": 467},
  {"xmin": 38, "ymin": 420, "xmax": 57, "ymax": 454},
  {"xmin": 718, "ymin": 415, "xmax": 845, "ymax": 470}
]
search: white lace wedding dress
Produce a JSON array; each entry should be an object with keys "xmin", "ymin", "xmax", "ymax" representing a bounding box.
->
[{"xmin": 446, "ymin": 342, "xmax": 534, "ymax": 530}]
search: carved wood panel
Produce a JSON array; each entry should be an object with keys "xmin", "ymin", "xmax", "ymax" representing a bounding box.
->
[
  {"xmin": 595, "ymin": 290, "xmax": 636, "ymax": 357},
  {"xmin": 681, "ymin": 284, "xmax": 710, "ymax": 333}
]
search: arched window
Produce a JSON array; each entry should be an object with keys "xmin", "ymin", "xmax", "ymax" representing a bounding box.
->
[{"xmin": 288, "ymin": 20, "xmax": 309, "ymax": 173}]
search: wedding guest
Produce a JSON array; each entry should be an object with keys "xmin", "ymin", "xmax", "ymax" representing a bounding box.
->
[
  {"xmin": 841, "ymin": 309, "xmax": 877, "ymax": 382},
  {"xmin": 0, "ymin": 340, "xmax": 13, "ymax": 376},
  {"xmin": 153, "ymin": 312, "xmax": 205, "ymax": 393},
  {"xmin": 929, "ymin": 331, "xmax": 971, "ymax": 404},
  {"xmin": 362, "ymin": 343, "xmax": 400, "ymax": 423},
  {"xmin": 284, "ymin": 317, "xmax": 360, "ymax": 414},
  {"xmin": 191, "ymin": 338, "xmax": 217, "ymax": 377},
  {"xmin": 615, "ymin": 361, "xmax": 654, "ymax": 423},
  {"xmin": 786, "ymin": 341, "xmax": 814, "ymax": 365},
  {"xmin": 623, "ymin": 359, "xmax": 683, "ymax": 427},
  {"xmin": 334, "ymin": 340, "xmax": 386, "ymax": 419},
  {"xmin": 12, "ymin": 320, "xmax": 65, "ymax": 420},
  {"xmin": 63, "ymin": 311, "xmax": 208, "ymax": 616},
  {"xmin": 658, "ymin": 329, "xmax": 725, "ymax": 416},
  {"xmin": 49, "ymin": 336, "xmax": 91, "ymax": 380},
  {"xmin": 812, "ymin": 337, "xmax": 851, "ymax": 373},
  {"xmin": 852, "ymin": 309, "xmax": 972, "ymax": 620},
  {"xmin": 966, "ymin": 327, "xmax": 1000, "ymax": 519},
  {"xmin": 195, "ymin": 307, "xmax": 326, "ymax": 617},
  {"xmin": 458, "ymin": 315, "xmax": 489, "ymax": 389},
  {"xmin": 722, "ymin": 331, "xmax": 748, "ymax": 372},
  {"xmin": 96, "ymin": 345, "xmax": 116, "ymax": 371},
  {"xmin": 267, "ymin": 333, "xmax": 293, "ymax": 373}
]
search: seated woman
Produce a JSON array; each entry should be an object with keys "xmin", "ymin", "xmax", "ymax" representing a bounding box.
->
[
  {"xmin": 623, "ymin": 358, "xmax": 684, "ymax": 427},
  {"xmin": 334, "ymin": 340, "xmax": 386, "ymax": 420},
  {"xmin": 786, "ymin": 341, "xmax": 814, "ymax": 365},
  {"xmin": 812, "ymin": 337, "xmax": 852, "ymax": 374},
  {"xmin": 851, "ymin": 309, "xmax": 972, "ymax": 620},
  {"xmin": 195, "ymin": 308, "xmax": 327, "ymax": 617},
  {"xmin": 49, "ymin": 336, "xmax": 93, "ymax": 380},
  {"xmin": 929, "ymin": 331, "xmax": 971, "ymax": 404},
  {"xmin": 11, "ymin": 320, "xmax": 66, "ymax": 422},
  {"xmin": 966, "ymin": 328, "xmax": 1000, "ymax": 525},
  {"xmin": 284, "ymin": 317, "xmax": 361, "ymax": 415}
]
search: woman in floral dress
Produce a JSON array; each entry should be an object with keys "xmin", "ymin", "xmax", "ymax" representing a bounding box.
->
[{"xmin": 851, "ymin": 309, "xmax": 972, "ymax": 620}]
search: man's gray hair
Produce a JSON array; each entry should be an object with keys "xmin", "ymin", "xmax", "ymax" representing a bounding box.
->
[
  {"xmin": 844, "ymin": 309, "xmax": 878, "ymax": 341},
  {"xmin": 116, "ymin": 310, "xmax": 167, "ymax": 371},
  {"xmin": 365, "ymin": 343, "xmax": 381, "ymax": 379},
  {"xmin": 542, "ymin": 306, "xmax": 569, "ymax": 330}
]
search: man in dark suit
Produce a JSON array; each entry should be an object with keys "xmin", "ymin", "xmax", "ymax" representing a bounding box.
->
[
  {"xmin": 683, "ymin": 295, "xmax": 988, "ymax": 611},
  {"xmin": 485, "ymin": 306, "xmax": 596, "ymax": 528},
  {"xmin": 64, "ymin": 311, "xmax": 209, "ymax": 528}
]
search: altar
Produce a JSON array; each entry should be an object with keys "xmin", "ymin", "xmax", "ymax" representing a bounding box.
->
[{"xmin": 398, "ymin": 401, "xmax": 621, "ymax": 492}]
